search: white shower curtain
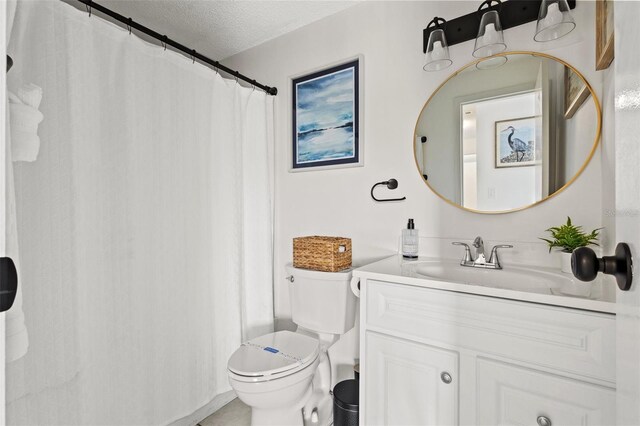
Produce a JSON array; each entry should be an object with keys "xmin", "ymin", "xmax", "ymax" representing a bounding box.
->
[{"xmin": 6, "ymin": 1, "xmax": 274, "ymax": 424}]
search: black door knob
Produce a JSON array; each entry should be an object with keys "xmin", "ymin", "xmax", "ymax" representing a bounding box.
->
[
  {"xmin": 0, "ymin": 257, "xmax": 18, "ymax": 312},
  {"xmin": 572, "ymin": 248, "xmax": 600, "ymax": 281},
  {"xmin": 571, "ymin": 243, "xmax": 633, "ymax": 291}
]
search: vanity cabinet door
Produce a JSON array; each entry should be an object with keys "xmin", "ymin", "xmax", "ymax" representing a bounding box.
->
[
  {"xmin": 364, "ymin": 331, "xmax": 458, "ymax": 426},
  {"xmin": 476, "ymin": 358, "xmax": 615, "ymax": 426}
]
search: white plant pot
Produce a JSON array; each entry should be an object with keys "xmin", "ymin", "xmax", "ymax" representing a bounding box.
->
[{"xmin": 561, "ymin": 251, "xmax": 573, "ymax": 274}]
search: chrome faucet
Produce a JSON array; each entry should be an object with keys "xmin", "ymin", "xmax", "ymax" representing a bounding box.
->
[
  {"xmin": 472, "ymin": 237, "xmax": 486, "ymax": 263},
  {"xmin": 452, "ymin": 237, "xmax": 513, "ymax": 269}
]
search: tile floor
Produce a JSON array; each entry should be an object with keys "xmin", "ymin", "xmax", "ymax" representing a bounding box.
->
[{"xmin": 199, "ymin": 398, "xmax": 251, "ymax": 426}]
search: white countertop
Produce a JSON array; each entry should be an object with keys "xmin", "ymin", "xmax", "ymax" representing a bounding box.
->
[{"xmin": 353, "ymin": 255, "xmax": 616, "ymax": 314}]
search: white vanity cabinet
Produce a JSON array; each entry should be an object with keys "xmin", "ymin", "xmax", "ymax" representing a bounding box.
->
[
  {"xmin": 365, "ymin": 331, "xmax": 459, "ymax": 425},
  {"xmin": 358, "ymin": 278, "xmax": 616, "ymax": 426},
  {"xmin": 476, "ymin": 358, "xmax": 615, "ymax": 425}
]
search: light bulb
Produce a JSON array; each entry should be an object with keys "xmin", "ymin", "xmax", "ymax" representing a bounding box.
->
[
  {"xmin": 483, "ymin": 23, "xmax": 498, "ymax": 45},
  {"xmin": 432, "ymin": 41, "xmax": 444, "ymax": 59},
  {"xmin": 545, "ymin": 3, "xmax": 562, "ymax": 26}
]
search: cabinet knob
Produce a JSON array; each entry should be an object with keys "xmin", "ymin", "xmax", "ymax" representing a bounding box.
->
[
  {"xmin": 537, "ymin": 415, "xmax": 552, "ymax": 426},
  {"xmin": 440, "ymin": 372, "xmax": 452, "ymax": 384},
  {"xmin": 285, "ymin": 275, "xmax": 295, "ymax": 283}
]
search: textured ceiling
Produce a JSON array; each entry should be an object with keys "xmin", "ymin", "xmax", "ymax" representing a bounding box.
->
[{"xmin": 64, "ymin": 0, "xmax": 358, "ymax": 60}]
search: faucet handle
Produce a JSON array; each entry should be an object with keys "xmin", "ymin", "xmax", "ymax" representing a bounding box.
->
[
  {"xmin": 488, "ymin": 245, "xmax": 513, "ymax": 267},
  {"xmin": 452, "ymin": 242, "xmax": 473, "ymax": 263}
]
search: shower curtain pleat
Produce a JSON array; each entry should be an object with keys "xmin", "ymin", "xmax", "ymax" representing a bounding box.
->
[{"xmin": 6, "ymin": 1, "xmax": 274, "ymax": 424}]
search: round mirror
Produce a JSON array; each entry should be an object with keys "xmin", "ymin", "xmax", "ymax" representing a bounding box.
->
[{"xmin": 414, "ymin": 52, "xmax": 601, "ymax": 214}]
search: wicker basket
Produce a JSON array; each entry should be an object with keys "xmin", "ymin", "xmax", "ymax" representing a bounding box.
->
[{"xmin": 293, "ymin": 236, "xmax": 352, "ymax": 272}]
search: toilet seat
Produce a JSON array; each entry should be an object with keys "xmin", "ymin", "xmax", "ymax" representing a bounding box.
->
[{"xmin": 228, "ymin": 330, "xmax": 320, "ymax": 383}]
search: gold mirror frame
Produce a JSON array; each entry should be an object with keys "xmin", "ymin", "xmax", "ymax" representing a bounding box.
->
[{"xmin": 414, "ymin": 51, "xmax": 602, "ymax": 214}]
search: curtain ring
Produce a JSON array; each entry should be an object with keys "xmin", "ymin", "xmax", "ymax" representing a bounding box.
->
[
  {"xmin": 127, "ymin": 18, "xmax": 132, "ymax": 34},
  {"xmin": 85, "ymin": 1, "xmax": 92, "ymax": 17},
  {"xmin": 161, "ymin": 35, "xmax": 167, "ymax": 51},
  {"xmin": 191, "ymin": 50, "xmax": 196, "ymax": 64}
]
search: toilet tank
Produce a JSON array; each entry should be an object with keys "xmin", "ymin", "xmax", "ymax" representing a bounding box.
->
[{"xmin": 286, "ymin": 264, "xmax": 356, "ymax": 335}]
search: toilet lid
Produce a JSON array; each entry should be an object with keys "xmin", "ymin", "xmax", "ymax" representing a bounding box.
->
[{"xmin": 228, "ymin": 330, "xmax": 320, "ymax": 378}]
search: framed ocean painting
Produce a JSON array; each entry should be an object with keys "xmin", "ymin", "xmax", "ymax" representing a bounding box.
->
[{"xmin": 291, "ymin": 59, "xmax": 361, "ymax": 170}]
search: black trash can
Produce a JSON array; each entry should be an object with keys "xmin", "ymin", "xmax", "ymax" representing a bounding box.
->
[{"xmin": 333, "ymin": 379, "xmax": 359, "ymax": 426}]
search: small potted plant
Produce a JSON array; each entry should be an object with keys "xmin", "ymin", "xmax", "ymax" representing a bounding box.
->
[{"xmin": 540, "ymin": 217, "xmax": 601, "ymax": 273}]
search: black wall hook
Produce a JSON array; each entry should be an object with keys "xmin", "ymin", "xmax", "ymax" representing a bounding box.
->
[
  {"xmin": 371, "ymin": 179, "xmax": 406, "ymax": 202},
  {"xmin": 572, "ymin": 243, "xmax": 633, "ymax": 291}
]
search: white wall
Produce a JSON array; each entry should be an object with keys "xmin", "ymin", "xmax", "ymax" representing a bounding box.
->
[{"xmin": 224, "ymin": 1, "xmax": 609, "ymax": 323}]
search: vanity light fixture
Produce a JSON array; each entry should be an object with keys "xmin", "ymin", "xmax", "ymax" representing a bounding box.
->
[
  {"xmin": 473, "ymin": 1, "xmax": 507, "ymax": 57},
  {"xmin": 423, "ymin": 17, "xmax": 453, "ymax": 72},
  {"xmin": 422, "ymin": 0, "xmax": 576, "ymax": 69},
  {"xmin": 473, "ymin": 0, "xmax": 508, "ymax": 69},
  {"xmin": 534, "ymin": 0, "xmax": 576, "ymax": 42}
]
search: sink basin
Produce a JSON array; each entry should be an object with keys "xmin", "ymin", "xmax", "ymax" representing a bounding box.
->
[{"xmin": 413, "ymin": 260, "xmax": 596, "ymax": 298}]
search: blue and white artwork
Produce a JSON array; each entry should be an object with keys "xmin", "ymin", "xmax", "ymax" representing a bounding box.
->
[
  {"xmin": 495, "ymin": 117, "xmax": 539, "ymax": 168},
  {"xmin": 292, "ymin": 60, "xmax": 359, "ymax": 169}
]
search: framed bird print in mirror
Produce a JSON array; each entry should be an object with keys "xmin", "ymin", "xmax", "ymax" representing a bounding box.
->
[{"xmin": 495, "ymin": 116, "xmax": 540, "ymax": 168}]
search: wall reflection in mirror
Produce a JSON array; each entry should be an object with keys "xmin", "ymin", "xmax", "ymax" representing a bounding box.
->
[{"xmin": 415, "ymin": 52, "xmax": 600, "ymax": 213}]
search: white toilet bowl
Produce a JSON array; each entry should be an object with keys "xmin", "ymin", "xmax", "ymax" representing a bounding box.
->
[
  {"xmin": 227, "ymin": 266, "xmax": 356, "ymax": 426},
  {"xmin": 228, "ymin": 330, "xmax": 321, "ymax": 426}
]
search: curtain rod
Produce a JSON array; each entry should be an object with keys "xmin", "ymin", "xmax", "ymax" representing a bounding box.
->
[{"xmin": 76, "ymin": 0, "xmax": 278, "ymax": 96}]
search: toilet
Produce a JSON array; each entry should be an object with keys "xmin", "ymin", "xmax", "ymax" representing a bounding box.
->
[{"xmin": 227, "ymin": 265, "xmax": 356, "ymax": 426}]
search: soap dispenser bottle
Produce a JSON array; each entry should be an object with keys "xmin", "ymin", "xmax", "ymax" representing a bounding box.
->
[{"xmin": 402, "ymin": 219, "xmax": 419, "ymax": 259}]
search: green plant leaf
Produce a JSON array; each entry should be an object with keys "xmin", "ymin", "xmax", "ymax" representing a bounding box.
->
[{"xmin": 540, "ymin": 217, "xmax": 602, "ymax": 253}]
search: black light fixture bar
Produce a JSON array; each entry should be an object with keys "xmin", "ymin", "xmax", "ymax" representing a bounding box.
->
[
  {"xmin": 77, "ymin": 0, "xmax": 278, "ymax": 96},
  {"xmin": 423, "ymin": 0, "xmax": 576, "ymax": 53}
]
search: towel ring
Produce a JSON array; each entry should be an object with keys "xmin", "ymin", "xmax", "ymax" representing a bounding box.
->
[{"xmin": 371, "ymin": 178, "xmax": 406, "ymax": 202}]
